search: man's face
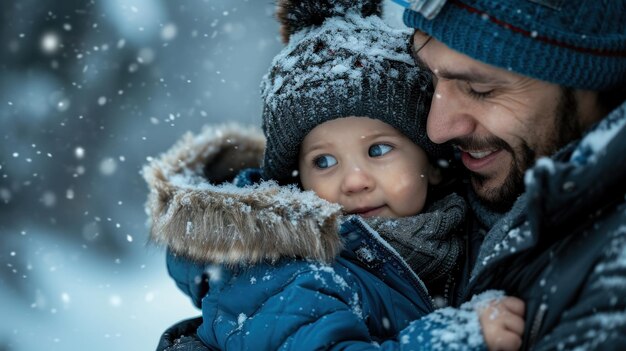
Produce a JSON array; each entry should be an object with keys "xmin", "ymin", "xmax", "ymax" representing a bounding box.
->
[{"xmin": 412, "ymin": 33, "xmax": 582, "ymax": 210}]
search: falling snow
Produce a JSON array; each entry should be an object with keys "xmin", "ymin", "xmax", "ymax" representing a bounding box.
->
[
  {"xmin": 9, "ymin": 1, "xmax": 619, "ymax": 351},
  {"xmin": 0, "ymin": 0, "xmax": 301, "ymax": 350}
]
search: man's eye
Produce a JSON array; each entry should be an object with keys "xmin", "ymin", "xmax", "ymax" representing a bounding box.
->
[
  {"xmin": 468, "ymin": 89, "xmax": 493, "ymax": 99},
  {"xmin": 369, "ymin": 144, "xmax": 393, "ymax": 157},
  {"xmin": 313, "ymin": 155, "xmax": 337, "ymax": 169},
  {"xmin": 466, "ymin": 83, "xmax": 493, "ymax": 99}
]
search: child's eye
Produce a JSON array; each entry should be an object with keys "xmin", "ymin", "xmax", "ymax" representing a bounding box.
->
[
  {"xmin": 369, "ymin": 143, "xmax": 393, "ymax": 157},
  {"xmin": 313, "ymin": 154, "xmax": 338, "ymax": 169}
]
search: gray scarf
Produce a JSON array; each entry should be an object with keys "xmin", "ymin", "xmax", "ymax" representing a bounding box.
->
[{"xmin": 364, "ymin": 193, "xmax": 466, "ymax": 286}]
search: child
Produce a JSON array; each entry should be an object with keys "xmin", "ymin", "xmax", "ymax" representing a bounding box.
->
[{"xmin": 146, "ymin": 1, "xmax": 524, "ymax": 350}]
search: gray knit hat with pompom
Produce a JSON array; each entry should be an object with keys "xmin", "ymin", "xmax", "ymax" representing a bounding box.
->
[{"xmin": 262, "ymin": 0, "xmax": 450, "ymax": 184}]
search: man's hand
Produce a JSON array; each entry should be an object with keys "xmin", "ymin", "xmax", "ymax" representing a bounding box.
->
[{"xmin": 478, "ymin": 296, "xmax": 525, "ymax": 351}]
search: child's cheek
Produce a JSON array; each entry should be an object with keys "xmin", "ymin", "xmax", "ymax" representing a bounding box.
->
[{"xmin": 387, "ymin": 171, "xmax": 428, "ymax": 214}]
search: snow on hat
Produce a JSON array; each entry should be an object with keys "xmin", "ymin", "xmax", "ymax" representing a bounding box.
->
[
  {"xmin": 399, "ymin": 0, "xmax": 626, "ymax": 90},
  {"xmin": 261, "ymin": 0, "xmax": 449, "ymax": 184}
]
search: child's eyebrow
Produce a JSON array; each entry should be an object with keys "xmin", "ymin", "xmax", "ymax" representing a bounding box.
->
[
  {"xmin": 300, "ymin": 141, "xmax": 333, "ymax": 156},
  {"xmin": 360, "ymin": 131, "xmax": 403, "ymax": 141}
]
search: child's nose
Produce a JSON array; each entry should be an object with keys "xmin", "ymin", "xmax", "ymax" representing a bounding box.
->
[{"xmin": 340, "ymin": 166, "xmax": 375, "ymax": 194}]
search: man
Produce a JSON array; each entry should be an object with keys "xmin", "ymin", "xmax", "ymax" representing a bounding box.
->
[{"xmin": 394, "ymin": 0, "xmax": 626, "ymax": 349}]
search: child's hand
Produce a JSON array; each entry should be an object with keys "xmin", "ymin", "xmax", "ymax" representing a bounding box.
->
[{"xmin": 478, "ymin": 296, "xmax": 525, "ymax": 351}]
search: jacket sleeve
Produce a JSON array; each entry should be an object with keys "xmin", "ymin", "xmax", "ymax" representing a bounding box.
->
[
  {"xmin": 198, "ymin": 260, "xmax": 488, "ymax": 351},
  {"xmin": 378, "ymin": 292, "xmax": 492, "ymax": 351},
  {"xmin": 198, "ymin": 261, "xmax": 372, "ymax": 350},
  {"xmin": 532, "ymin": 230, "xmax": 626, "ymax": 350},
  {"xmin": 166, "ymin": 249, "xmax": 210, "ymax": 309}
]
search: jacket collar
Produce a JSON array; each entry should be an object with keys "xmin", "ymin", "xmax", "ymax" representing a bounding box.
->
[{"xmin": 529, "ymin": 102, "xmax": 626, "ymax": 235}]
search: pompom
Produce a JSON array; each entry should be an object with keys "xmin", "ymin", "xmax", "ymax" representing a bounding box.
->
[{"xmin": 276, "ymin": 0, "xmax": 382, "ymax": 43}]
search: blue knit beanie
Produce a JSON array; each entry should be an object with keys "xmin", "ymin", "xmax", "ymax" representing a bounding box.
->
[{"xmin": 395, "ymin": 0, "xmax": 626, "ymax": 90}]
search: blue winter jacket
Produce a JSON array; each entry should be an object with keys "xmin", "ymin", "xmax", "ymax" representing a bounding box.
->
[
  {"xmin": 144, "ymin": 124, "xmax": 487, "ymax": 350},
  {"xmin": 175, "ymin": 218, "xmax": 437, "ymax": 349}
]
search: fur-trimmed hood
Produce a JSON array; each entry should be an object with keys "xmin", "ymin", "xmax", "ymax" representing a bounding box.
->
[{"xmin": 143, "ymin": 124, "xmax": 343, "ymax": 265}]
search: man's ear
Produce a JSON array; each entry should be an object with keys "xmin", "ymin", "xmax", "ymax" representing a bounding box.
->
[{"xmin": 428, "ymin": 165, "xmax": 442, "ymax": 185}]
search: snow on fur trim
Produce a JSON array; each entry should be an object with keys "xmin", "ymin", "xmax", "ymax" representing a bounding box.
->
[
  {"xmin": 276, "ymin": 0, "xmax": 382, "ymax": 43},
  {"xmin": 143, "ymin": 123, "xmax": 344, "ymax": 265}
]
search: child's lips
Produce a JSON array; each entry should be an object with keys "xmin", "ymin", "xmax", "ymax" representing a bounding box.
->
[{"xmin": 347, "ymin": 205, "xmax": 385, "ymax": 218}]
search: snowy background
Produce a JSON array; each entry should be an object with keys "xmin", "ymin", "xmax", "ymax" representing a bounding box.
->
[{"xmin": 0, "ymin": 1, "xmax": 403, "ymax": 350}]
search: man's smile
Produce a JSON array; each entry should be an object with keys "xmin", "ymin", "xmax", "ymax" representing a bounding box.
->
[{"xmin": 457, "ymin": 146, "xmax": 505, "ymax": 173}]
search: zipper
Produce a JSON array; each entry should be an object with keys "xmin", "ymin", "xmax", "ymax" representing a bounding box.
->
[
  {"xmin": 528, "ymin": 303, "xmax": 548, "ymax": 349},
  {"xmin": 350, "ymin": 218, "xmax": 437, "ymax": 312}
]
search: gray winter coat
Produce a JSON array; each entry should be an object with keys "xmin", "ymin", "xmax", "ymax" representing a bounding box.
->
[{"xmin": 462, "ymin": 101, "xmax": 626, "ymax": 350}]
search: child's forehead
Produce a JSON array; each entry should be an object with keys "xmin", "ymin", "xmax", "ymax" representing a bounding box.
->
[
  {"xmin": 312, "ymin": 116, "xmax": 404, "ymax": 135},
  {"xmin": 301, "ymin": 116, "xmax": 411, "ymax": 148}
]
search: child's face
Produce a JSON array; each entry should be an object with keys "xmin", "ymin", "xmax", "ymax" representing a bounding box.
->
[{"xmin": 299, "ymin": 117, "xmax": 441, "ymax": 218}]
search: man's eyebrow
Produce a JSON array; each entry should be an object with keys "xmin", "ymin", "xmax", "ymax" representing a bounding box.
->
[
  {"xmin": 435, "ymin": 68, "xmax": 510, "ymax": 85},
  {"xmin": 408, "ymin": 32, "xmax": 510, "ymax": 85}
]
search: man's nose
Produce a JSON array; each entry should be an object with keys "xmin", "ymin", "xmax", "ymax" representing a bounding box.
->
[
  {"xmin": 426, "ymin": 82, "xmax": 476, "ymax": 144},
  {"xmin": 340, "ymin": 166, "xmax": 375, "ymax": 194}
]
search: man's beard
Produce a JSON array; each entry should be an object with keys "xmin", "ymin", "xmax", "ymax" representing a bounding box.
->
[{"xmin": 463, "ymin": 88, "xmax": 582, "ymax": 212}]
